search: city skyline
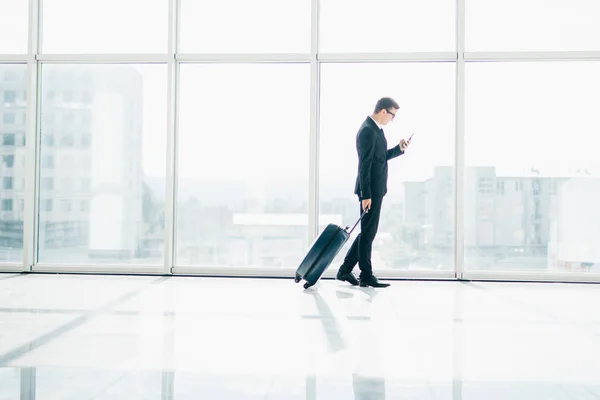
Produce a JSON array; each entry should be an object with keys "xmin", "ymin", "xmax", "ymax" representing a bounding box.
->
[{"xmin": 2, "ymin": 62, "xmax": 600, "ymax": 272}]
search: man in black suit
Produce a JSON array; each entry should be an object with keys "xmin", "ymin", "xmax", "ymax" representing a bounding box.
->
[{"xmin": 337, "ymin": 97, "xmax": 410, "ymax": 288}]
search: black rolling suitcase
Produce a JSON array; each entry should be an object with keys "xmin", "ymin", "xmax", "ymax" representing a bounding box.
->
[{"xmin": 295, "ymin": 210, "xmax": 367, "ymax": 289}]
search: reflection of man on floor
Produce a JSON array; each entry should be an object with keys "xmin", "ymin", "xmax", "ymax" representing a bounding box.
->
[
  {"xmin": 307, "ymin": 288, "xmax": 386, "ymax": 400},
  {"xmin": 353, "ymin": 373, "xmax": 386, "ymax": 400}
]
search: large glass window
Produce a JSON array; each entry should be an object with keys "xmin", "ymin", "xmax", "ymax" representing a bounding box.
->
[
  {"xmin": 179, "ymin": 0, "xmax": 310, "ymax": 53},
  {"xmin": 465, "ymin": 61, "xmax": 600, "ymax": 273},
  {"xmin": 41, "ymin": 0, "xmax": 168, "ymax": 53},
  {"xmin": 319, "ymin": 62, "xmax": 456, "ymax": 272},
  {"xmin": 319, "ymin": 0, "xmax": 455, "ymax": 53},
  {"xmin": 0, "ymin": 0, "xmax": 28, "ymax": 54},
  {"xmin": 176, "ymin": 64, "xmax": 310, "ymax": 268},
  {"xmin": 38, "ymin": 64, "xmax": 167, "ymax": 265},
  {"xmin": 0, "ymin": 64, "xmax": 26, "ymax": 262},
  {"xmin": 466, "ymin": 0, "xmax": 600, "ymax": 51}
]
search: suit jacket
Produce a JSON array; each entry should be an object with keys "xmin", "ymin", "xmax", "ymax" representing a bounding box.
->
[{"xmin": 354, "ymin": 117, "xmax": 404, "ymax": 199}]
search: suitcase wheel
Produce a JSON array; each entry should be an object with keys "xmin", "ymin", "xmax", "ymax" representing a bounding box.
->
[
  {"xmin": 294, "ymin": 274, "xmax": 302, "ymax": 283},
  {"xmin": 303, "ymin": 282, "xmax": 312, "ymax": 289}
]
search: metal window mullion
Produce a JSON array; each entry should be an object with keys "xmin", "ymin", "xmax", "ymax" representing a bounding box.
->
[
  {"xmin": 23, "ymin": 0, "xmax": 42, "ymax": 271},
  {"xmin": 35, "ymin": 54, "xmax": 172, "ymax": 63},
  {"xmin": 33, "ymin": 264, "xmax": 163, "ymax": 274},
  {"xmin": 454, "ymin": 0, "xmax": 466, "ymax": 280},
  {"xmin": 175, "ymin": 53, "xmax": 311, "ymax": 63},
  {"xmin": 462, "ymin": 271, "xmax": 600, "ymax": 283},
  {"xmin": 464, "ymin": 51, "xmax": 600, "ymax": 62},
  {"xmin": 308, "ymin": 0, "xmax": 320, "ymax": 245},
  {"xmin": 171, "ymin": 266, "xmax": 455, "ymax": 280},
  {"xmin": 163, "ymin": 0, "xmax": 179, "ymax": 274},
  {"xmin": 317, "ymin": 52, "xmax": 457, "ymax": 63},
  {"xmin": 0, "ymin": 55, "xmax": 29, "ymax": 62}
]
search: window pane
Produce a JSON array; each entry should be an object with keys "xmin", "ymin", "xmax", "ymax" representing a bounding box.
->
[
  {"xmin": 38, "ymin": 64, "xmax": 167, "ymax": 265},
  {"xmin": 180, "ymin": 0, "xmax": 310, "ymax": 53},
  {"xmin": 3, "ymin": 91, "xmax": 17, "ymax": 103},
  {"xmin": 465, "ymin": 62, "xmax": 600, "ymax": 273},
  {"xmin": 0, "ymin": 368, "xmax": 19, "ymax": 399},
  {"xmin": 466, "ymin": 0, "xmax": 600, "ymax": 51},
  {"xmin": 320, "ymin": 63, "xmax": 456, "ymax": 272},
  {"xmin": 3, "ymin": 177, "xmax": 13, "ymax": 189},
  {"xmin": 2, "ymin": 199, "xmax": 13, "ymax": 211},
  {"xmin": 0, "ymin": 64, "xmax": 26, "ymax": 262},
  {"xmin": 42, "ymin": 0, "xmax": 168, "ymax": 53},
  {"xmin": 3, "ymin": 112, "xmax": 16, "ymax": 124},
  {"xmin": 0, "ymin": 0, "xmax": 28, "ymax": 54},
  {"xmin": 320, "ymin": 0, "xmax": 455, "ymax": 52},
  {"xmin": 2, "ymin": 133, "xmax": 15, "ymax": 146},
  {"xmin": 176, "ymin": 64, "xmax": 310, "ymax": 267},
  {"xmin": 2, "ymin": 155, "xmax": 15, "ymax": 168}
]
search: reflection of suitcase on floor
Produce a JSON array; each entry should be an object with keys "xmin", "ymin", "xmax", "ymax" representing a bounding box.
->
[{"xmin": 295, "ymin": 210, "xmax": 367, "ymax": 289}]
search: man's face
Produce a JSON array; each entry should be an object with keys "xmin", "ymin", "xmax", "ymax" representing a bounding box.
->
[{"xmin": 381, "ymin": 108, "xmax": 397, "ymax": 125}]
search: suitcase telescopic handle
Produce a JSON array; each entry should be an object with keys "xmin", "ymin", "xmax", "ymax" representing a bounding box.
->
[{"xmin": 345, "ymin": 208, "xmax": 369, "ymax": 234}]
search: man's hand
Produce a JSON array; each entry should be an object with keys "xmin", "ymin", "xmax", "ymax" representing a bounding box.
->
[
  {"xmin": 361, "ymin": 199, "xmax": 372, "ymax": 212},
  {"xmin": 400, "ymin": 137, "xmax": 411, "ymax": 151}
]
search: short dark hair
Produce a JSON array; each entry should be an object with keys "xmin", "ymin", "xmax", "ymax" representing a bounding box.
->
[{"xmin": 374, "ymin": 97, "xmax": 399, "ymax": 114}]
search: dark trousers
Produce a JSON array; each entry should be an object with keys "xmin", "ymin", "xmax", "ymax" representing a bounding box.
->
[{"xmin": 339, "ymin": 197, "xmax": 383, "ymax": 279}]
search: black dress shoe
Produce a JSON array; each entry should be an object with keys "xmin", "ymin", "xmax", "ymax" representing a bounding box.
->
[
  {"xmin": 359, "ymin": 275, "xmax": 390, "ymax": 288},
  {"xmin": 336, "ymin": 270, "xmax": 359, "ymax": 286}
]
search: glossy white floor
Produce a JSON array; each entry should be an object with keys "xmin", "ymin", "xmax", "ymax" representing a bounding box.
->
[{"xmin": 1, "ymin": 273, "xmax": 600, "ymax": 399}]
